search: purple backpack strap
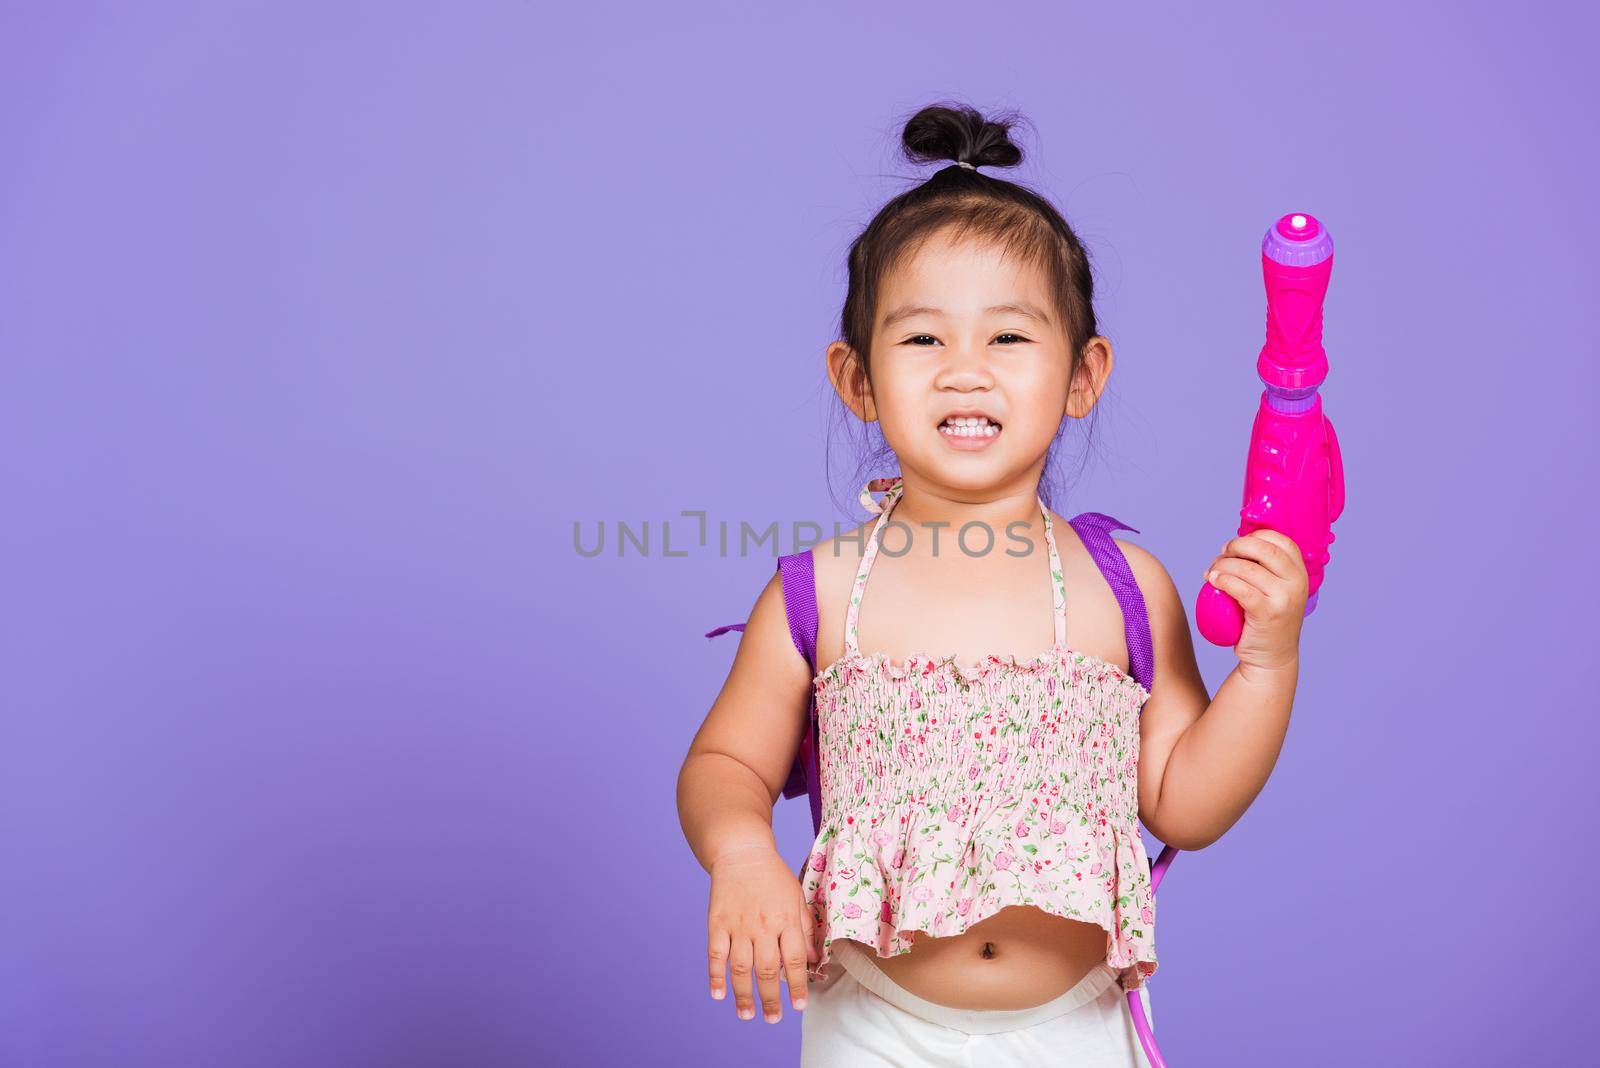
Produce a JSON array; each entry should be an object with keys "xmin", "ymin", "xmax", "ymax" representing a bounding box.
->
[
  {"xmin": 1066, "ymin": 513, "xmax": 1155, "ymax": 696},
  {"xmin": 703, "ymin": 553, "xmax": 823, "ymax": 837},
  {"xmin": 776, "ymin": 552, "xmax": 818, "ymax": 666},
  {"xmin": 775, "ymin": 552, "xmax": 823, "ymax": 835}
]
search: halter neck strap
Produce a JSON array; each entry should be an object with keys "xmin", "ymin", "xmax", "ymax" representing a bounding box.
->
[{"xmin": 844, "ymin": 477, "xmax": 1067, "ymax": 656}]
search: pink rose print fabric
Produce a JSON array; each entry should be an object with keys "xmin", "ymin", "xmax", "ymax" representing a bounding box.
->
[{"xmin": 800, "ymin": 477, "xmax": 1159, "ymax": 993}]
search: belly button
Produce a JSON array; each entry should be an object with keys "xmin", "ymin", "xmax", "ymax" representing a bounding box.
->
[{"xmin": 980, "ymin": 941, "xmax": 996, "ymax": 960}]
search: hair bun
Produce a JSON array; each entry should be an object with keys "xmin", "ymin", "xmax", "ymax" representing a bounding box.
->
[{"xmin": 901, "ymin": 102, "xmax": 1025, "ymax": 171}]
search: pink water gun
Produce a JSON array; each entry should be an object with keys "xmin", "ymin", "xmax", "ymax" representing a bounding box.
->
[{"xmin": 1196, "ymin": 212, "xmax": 1345, "ymax": 647}]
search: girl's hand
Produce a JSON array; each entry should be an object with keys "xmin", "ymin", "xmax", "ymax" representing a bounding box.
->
[
  {"xmin": 707, "ymin": 845, "xmax": 819, "ymax": 1024},
  {"xmin": 1205, "ymin": 530, "xmax": 1309, "ymax": 676}
]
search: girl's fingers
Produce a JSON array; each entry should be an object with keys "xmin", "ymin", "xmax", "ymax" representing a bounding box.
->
[
  {"xmin": 1223, "ymin": 533, "xmax": 1302, "ymax": 579},
  {"xmin": 800, "ymin": 901, "xmax": 820, "ymax": 966},
  {"xmin": 753, "ymin": 934, "xmax": 784, "ymax": 1023},
  {"xmin": 779, "ymin": 926, "xmax": 810, "ymax": 1012},
  {"xmin": 707, "ymin": 927, "xmax": 731, "ymax": 1001},
  {"xmin": 730, "ymin": 937, "xmax": 756, "ymax": 1021},
  {"xmin": 1249, "ymin": 529, "xmax": 1307, "ymax": 574},
  {"xmin": 1208, "ymin": 566, "xmax": 1265, "ymax": 607},
  {"xmin": 1208, "ymin": 558, "xmax": 1275, "ymax": 599}
]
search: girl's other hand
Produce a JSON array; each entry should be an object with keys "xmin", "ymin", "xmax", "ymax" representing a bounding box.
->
[
  {"xmin": 1206, "ymin": 530, "xmax": 1310, "ymax": 675},
  {"xmin": 706, "ymin": 845, "xmax": 818, "ymax": 1024}
]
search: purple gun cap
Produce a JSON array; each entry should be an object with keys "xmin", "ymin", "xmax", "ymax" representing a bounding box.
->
[{"xmin": 1263, "ymin": 212, "xmax": 1334, "ymax": 267}]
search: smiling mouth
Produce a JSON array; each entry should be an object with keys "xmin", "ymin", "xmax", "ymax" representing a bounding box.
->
[{"xmin": 937, "ymin": 416, "xmax": 1001, "ymax": 439}]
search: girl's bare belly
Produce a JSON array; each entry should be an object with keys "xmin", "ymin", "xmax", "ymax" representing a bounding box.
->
[{"xmin": 842, "ymin": 905, "xmax": 1110, "ymax": 1011}]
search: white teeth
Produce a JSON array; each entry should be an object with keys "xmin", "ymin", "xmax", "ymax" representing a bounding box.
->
[{"xmin": 939, "ymin": 421, "xmax": 998, "ymax": 438}]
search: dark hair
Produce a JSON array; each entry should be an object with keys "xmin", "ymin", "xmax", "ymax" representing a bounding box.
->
[{"xmin": 827, "ymin": 101, "xmax": 1107, "ymax": 514}]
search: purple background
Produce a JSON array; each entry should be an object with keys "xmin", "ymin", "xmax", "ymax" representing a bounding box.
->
[{"xmin": 2, "ymin": 3, "xmax": 1595, "ymax": 1065}]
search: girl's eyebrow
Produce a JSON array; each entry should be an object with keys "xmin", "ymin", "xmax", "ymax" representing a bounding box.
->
[{"xmin": 881, "ymin": 302, "xmax": 1052, "ymax": 328}]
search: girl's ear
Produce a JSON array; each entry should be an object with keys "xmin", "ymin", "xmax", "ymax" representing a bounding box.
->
[
  {"xmin": 825, "ymin": 341, "xmax": 877, "ymax": 422},
  {"xmin": 1065, "ymin": 336, "xmax": 1114, "ymax": 419}
]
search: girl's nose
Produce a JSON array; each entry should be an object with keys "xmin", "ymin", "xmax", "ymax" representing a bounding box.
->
[{"xmin": 933, "ymin": 345, "xmax": 995, "ymax": 386}]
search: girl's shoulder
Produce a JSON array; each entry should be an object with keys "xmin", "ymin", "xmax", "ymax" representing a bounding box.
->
[
  {"xmin": 1049, "ymin": 507, "xmax": 1183, "ymax": 662},
  {"xmin": 1077, "ymin": 518, "xmax": 1186, "ymax": 652},
  {"xmin": 796, "ymin": 519, "xmax": 876, "ymax": 675},
  {"xmin": 1047, "ymin": 506, "xmax": 1165, "ymax": 581},
  {"xmin": 801, "ymin": 518, "xmax": 874, "ymax": 587}
]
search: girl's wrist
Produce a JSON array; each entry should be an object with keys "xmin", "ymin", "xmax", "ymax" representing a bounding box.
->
[
  {"xmin": 1236, "ymin": 655, "xmax": 1298, "ymax": 687},
  {"xmin": 709, "ymin": 842, "xmax": 778, "ymax": 872}
]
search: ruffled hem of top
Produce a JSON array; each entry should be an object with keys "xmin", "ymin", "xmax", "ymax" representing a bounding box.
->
[
  {"xmin": 801, "ymin": 809, "xmax": 1159, "ymax": 992},
  {"xmin": 814, "ymin": 638, "xmax": 1149, "ymax": 701}
]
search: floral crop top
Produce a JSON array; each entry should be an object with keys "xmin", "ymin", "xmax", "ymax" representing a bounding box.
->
[{"xmin": 800, "ymin": 478, "xmax": 1159, "ymax": 992}]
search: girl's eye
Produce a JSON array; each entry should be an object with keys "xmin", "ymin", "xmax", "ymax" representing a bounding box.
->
[{"xmin": 903, "ymin": 333, "xmax": 1032, "ymax": 346}]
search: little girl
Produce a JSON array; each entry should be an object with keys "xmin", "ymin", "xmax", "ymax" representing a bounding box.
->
[{"xmin": 678, "ymin": 102, "xmax": 1308, "ymax": 1066}]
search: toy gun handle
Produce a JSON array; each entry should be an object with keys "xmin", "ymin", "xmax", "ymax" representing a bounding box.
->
[{"xmin": 1197, "ymin": 213, "xmax": 1343, "ymax": 647}]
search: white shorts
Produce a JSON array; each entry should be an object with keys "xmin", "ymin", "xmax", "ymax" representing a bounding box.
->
[{"xmin": 800, "ymin": 938, "xmax": 1155, "ymax": 1067}]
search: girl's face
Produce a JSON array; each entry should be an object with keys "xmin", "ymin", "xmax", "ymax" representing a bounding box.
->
[{"xmin": 830, "ymin": 230, "xmax": 1110, "ymax": 496}]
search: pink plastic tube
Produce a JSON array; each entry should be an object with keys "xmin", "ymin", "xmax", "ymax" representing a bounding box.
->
[{"xmin": 1195, "ymin": 213, "xmax": 1346, "ymax": 647}]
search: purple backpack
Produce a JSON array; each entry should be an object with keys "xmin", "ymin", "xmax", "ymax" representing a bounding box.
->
[{"xmin": 704, "ymin": 512, "xmax": 1154, "ymax": 839}]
